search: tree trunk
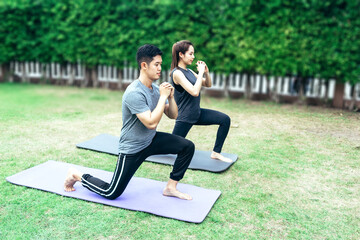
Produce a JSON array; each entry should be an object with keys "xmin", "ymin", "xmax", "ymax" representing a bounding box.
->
[
  {"xmin": 245, "ymin": 73, "xmax": 252, "ymax": 99},
  {"xmin": 272, "ymin": 76, "xmax": 280, "ymax": 103},
  {"xmin": 332, "ymin": 81, "xmax": 344, "ymax": 108},
  {"xmin": 69, "ymin": 63, "xmax": 74, "ymax": 86},
  {"xmin": 21, "ymin": 62, "xmax": 27, "ymax": 83},
  {"xmin": 297, "ymin": 76, "xmax": 305, "ymax": 104},
  {"xmin": 117, "ymin": 67, "xmax": 122, "ymax": 89},
  {"xmin": 40, "ymin": 63, "xmax": 45, "ymax": 84},
  {"xmin": 259, "ymin": 75, "xmax": 263, "ymax": 94},
  {"xmin": 224, "ymin": 75, "xmax": 229, "ymax": 98},
  {"xmin": 348, "ymin": 84, "xmax": 356, "ymax": 111},
  {"xmin": 265, "ymin": 75, "xmax": 271, "ymax": 99},
  {"xmin": 91, "ymin": 67, "xmax": 98, "ymax": 88},
  {"xmin": 83, "ymin": 67, "xmax": 90, "ymax": 88},
  {"xmin": 318, "ymin": 78, "xmax": 322, "ymax": 97},
  {"xmin": 7, "ymin": 63, "xmax": 14, "ymax": 83},
  {"xmin": 0, "ymin": 64, "xmax": 10, "ymax": 82},
  {"xmin": 59, "ymin": 64, "xmax": 64, "ymax": 85},
  {"xmin": 49, "ymin": 64, "xmax": 54, "ymax": 84},
  {"xmin": 323, "ymin": 79, "xmax": 330, "ymax": 106}
]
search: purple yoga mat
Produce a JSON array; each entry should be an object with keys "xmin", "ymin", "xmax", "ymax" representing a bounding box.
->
[{"xmin": 6, "ymin": 160, "xmax": 221, "ymax": 223}]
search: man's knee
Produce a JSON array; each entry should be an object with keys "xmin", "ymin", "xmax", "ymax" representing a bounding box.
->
[
  {"xmin": 183, "ymin": 139, "xmax": 195, "ymax": 153},
  {"xmin": 105, "ymin": 188, "xmax": 126, "ymax": 200},
  {"xmin": 106, "ymin": 194, "xmax": 119, "ymax": 200}
]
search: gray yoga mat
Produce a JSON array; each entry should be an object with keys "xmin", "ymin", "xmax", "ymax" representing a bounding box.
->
[
  {"xmin": 6, "ymin": 160, "xmax": 221, "ymax": 223},
  {"xmin": 76, "ymin": 134, "xmax": 238, "ymax": 173}
]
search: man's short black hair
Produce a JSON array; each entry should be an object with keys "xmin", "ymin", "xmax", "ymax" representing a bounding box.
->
[{"xmin": 136, "ymin": 44, "xmax": 162, "ymax": 70}]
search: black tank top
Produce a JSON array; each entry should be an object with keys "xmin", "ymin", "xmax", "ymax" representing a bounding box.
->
[{"xmin": 170, "ymin": 67, "xmax": 201, "ymax": 123}]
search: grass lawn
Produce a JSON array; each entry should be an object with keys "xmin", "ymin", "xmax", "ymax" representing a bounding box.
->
[{"xmin": 1, "ymin": 82, "xmax": 359, "ymax": 239}]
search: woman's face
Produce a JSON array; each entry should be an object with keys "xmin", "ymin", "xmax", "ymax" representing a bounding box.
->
[{"xmin": 180, "ymin": 45, "xmax": 195, "ymax": 66}]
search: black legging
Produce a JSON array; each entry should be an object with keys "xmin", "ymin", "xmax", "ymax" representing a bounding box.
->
[
  {"xmin": 172, "ymin": 108, "xmax": 231, "ymax": 153},
  {"xmin": 81, "ymin": 132, "xmax": 194, "ymax": 200}
]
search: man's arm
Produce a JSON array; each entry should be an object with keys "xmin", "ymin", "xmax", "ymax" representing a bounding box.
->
[
  {"xmin": 136, "ymin": 83, "xmax": 171, "ymax": 130},
  {"xmin": 164, "ymin": 84, "xmax": 178, "ymax": 119}
]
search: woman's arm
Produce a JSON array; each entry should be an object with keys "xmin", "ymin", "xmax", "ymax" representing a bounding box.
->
[
  {"xmin": 203, "ymin": 71, "xmax": 212, "ymax": 87},
  {"xmin": 189, "ymin": 61, "xmax": 212, "ymax": 87},
  {"xmin": 173, "ymin": 62, "xmax": 206, "ymax": 97}
]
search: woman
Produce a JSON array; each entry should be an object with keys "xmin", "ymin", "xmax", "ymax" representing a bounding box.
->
[{"xmin": 170, "ymin": 40, "xmax": 232, "ymax": 162}]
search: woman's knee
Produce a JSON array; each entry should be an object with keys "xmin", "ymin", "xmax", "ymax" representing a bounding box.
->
[
  {"xmin": 221, "ymin": 114, "xmax": 231, "ymax": 127},
  {"xmin": 173, "ymin": 122, "xmax": 192, "ymax": 138}
]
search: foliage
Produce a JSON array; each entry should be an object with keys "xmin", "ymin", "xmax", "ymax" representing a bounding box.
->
[{"xmin": 0, "ymin": 0, "xmax": 358, "ymax": 82}]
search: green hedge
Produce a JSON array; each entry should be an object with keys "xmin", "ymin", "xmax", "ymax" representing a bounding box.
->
[{"xmin": 0, "ymin": 0, "xmax": 359, "ymax": 83}]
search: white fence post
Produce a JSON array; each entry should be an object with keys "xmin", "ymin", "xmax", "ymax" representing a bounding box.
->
[
  {"xmin": 6, "ymin": 60, "xmax": 357, "ymax": 107},
  {"xmin": 122, "ymin": 61, "xmax": 137, "ymax": 85}
]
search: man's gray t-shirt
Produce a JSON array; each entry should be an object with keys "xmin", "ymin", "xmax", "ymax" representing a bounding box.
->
[{"xmin": 119, "ymin": 79, "xmax": 161, "ymax": 154}]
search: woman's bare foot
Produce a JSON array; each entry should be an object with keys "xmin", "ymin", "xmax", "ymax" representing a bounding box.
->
[
  {"xmin": 163, "ymin": 179, "xmax": 192, "ymax": 200},
  {"xmin": 211, "ymin": 151, "xmax": 233, "ymax": 163},
  {"xmin": 64, "ymin": 168, "xmax": 82, "ymax": 192}
]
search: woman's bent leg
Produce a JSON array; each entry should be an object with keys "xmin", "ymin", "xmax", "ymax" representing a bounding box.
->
[
  {"xmin": 196, "ymin": 108, "xmax": 231, "ymax": 153},
  {"xmin": 172, "ymin": 121, "xmax": 193, "ymax": 138}
]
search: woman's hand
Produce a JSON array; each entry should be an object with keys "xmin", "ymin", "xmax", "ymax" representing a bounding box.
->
[
  {"xmin": 203, "ymin": 62, "xmax": 209, "ymax": 73},
  {"xmin": 196, "ymin": 61, "xmax": 206, "ymax": 74}
]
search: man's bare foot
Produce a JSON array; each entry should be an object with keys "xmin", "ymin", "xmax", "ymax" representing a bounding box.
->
[
  {"xmin": 163, "ymin": 179, "xmax": 192, "ymax": 200},
  {"xmin": 211, "ymin": 151, "xmax": 233, "ymax": 163},
  {"xmin": 64, "ymin": 168, "xmax": 82, "ymax": 192},
  {"xmin": 163, "ymin": 187, "xmax": 192, "ymax": 200}
]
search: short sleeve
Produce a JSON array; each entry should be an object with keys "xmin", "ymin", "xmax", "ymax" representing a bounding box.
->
[{"xmin": 124, "ymin": 91, "xmax": 150, "ymax": 114}]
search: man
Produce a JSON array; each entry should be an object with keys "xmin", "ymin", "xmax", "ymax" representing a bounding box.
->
[{"xmin": 64, "ymin": 44, "xmax": 194, "ymax": 200}]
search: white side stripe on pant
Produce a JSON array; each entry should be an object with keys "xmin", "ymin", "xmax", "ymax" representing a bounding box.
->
[{"xmin": 81, "ymin": 154, "xmax": 126, "ymax": 197}]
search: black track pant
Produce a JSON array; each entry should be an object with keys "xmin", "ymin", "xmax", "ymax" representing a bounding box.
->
[
  {"xmin": 172, "ymin": 108, "xmax": 230, "ymax": 153},
  {"xmin": 81, "ymin": 132, "xmax": 194, "ymax": 200}
]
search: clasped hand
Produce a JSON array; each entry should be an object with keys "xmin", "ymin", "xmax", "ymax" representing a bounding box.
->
[
  {"xmin": 196, "ymin": 61, "xmax": 208, "ymax": 73},
  {"xmin": 159, "ymin": 82, "xmax": 174, "ymax": 98}
]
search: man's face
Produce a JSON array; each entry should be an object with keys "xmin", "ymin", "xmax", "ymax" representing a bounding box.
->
[{"xmin": 145, "ymin": 55, "xmax": 162, "ymax": 81}]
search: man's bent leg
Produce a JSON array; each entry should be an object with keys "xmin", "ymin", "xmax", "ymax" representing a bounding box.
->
[
  {"xmin": 169, "ymin": 137, "xmax": 194, "ymax": 181},
  {"xmin": 81, "ymin": 153, "xmax": 144, "ymax": 200},
  {"xmin": 148, "ymin": 132, "xmax": 194, "ymax": 180},
  {"xmin": 147, "ymin": 132, "xmax": 195, "ymax": 200}
]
